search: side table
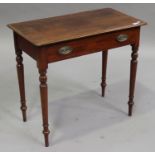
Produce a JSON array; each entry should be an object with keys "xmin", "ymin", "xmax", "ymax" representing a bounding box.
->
[{"xmin": 8, "ymin": 8, "xmax": 147, "ymax": 147}]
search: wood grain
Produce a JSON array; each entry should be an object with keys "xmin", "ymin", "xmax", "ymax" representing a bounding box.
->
[
  {"xmin": 8, "ymin": 8, "xmax": 146, "ymax": 46},
  {"xmin": 46, "ymin": 27, "xmax": 140, "ymax": 63}
]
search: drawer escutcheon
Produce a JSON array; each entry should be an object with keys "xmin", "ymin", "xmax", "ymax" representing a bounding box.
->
[
  {"xmin": 58, "ymin": 46, "xmax": 73, "ymax": 55},
  {"xmin": 116, "ymin": 34, "xmax": 128, "ymax": 42}
]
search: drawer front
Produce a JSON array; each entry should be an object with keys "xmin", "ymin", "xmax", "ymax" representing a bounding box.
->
[{"xmin": 46, "ymin": 27, "xmax": 140, "ymax": 63}]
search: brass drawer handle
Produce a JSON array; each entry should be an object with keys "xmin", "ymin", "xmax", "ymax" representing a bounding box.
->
[
  {"xmin": 116, "ymin": 34, "xmax": 128, "ymax": 42},
  {"xmin": 58, "ymin": 46, "xmax": 73, "ymax": 55}
]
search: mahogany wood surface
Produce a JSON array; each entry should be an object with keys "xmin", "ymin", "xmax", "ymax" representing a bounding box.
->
[
  {"xmin": 128, "ymin": 44, "xmax": 139, "ymax": 116},
  {"xmin": 14, "ymin": 32, "xmax": 27, "ymax": 122},
  {"xmin": 8, "ymin": 8, "xmax": 146, "ymax": 46},
  {"xmin": 101, "ymin": 51, "xmax": 108, "ymax": 97},
  {"xmin": 8, "ymin": 8, "xmax": 147, "ymax": 147},
  {"xmin": 38, "ymin": 67, "xmax": 50, "ymax": 147}
]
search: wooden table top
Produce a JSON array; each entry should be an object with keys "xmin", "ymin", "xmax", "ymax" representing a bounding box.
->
[{"xmin": 8, "ymin": 8, "xmax": 146, "ymax": 46}]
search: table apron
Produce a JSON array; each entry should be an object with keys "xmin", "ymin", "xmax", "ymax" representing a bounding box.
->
[
  {"xmin": 15, "ymin": 27, "xmax": 140, "ymax": 64},
  {"xmin": 45, "ymin": 27, "xmax": 140, "ymax": 63}
]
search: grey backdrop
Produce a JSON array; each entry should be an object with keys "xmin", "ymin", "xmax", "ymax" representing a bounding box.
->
[{"xmin": 0, "ymin": 4, "xmax": 155, "ymax": 151}]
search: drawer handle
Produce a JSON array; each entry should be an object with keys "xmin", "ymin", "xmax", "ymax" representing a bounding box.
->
[
  {"xmin": 116, "ymin": 34, "xmax": 128, "ymax": 42},
  {"xmin": 58, "ymin": 46, "xmax": 73, "ymax": 55}
]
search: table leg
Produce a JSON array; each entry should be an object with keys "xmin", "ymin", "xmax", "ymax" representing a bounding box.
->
[
  {"xmin": 38, "ymin": 67, "xmax": 50, "ymax": 147},
  {"xmin": 101, "ymin": 50, "xmax": 108, "ymax": 97},
  {"xmin": 15, "ymin": 49, "xmax": 27, "ymax": 122},
  {"xmin": 128, "ymin": 44, "xmax": 139, "ymax": 116}
]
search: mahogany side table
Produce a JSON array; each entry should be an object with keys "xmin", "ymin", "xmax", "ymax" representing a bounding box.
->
[{"xmin": 8, "ymin": 8, "xmax": 147, "ymax": 147}]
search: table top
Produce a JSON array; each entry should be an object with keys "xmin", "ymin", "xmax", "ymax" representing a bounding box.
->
[{"xmin": 8, "ymin": 8, "xmax": 146, "ymax": 46}]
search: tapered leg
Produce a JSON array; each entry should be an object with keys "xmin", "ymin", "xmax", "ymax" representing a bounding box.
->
[
  {"xmin": 15, "ymin": 49, "xmax": 27, "ymax": 122},
  {"xmin": 101, "ymin": 50, "xmax": 108, "ymax": 97},
  {"xmin": 38, "ymin": 67, "xmax": 50, "ymax": 147},
  {"xmin": 128, "ymin": 44, "xmax": 139, "ymax": 116}
]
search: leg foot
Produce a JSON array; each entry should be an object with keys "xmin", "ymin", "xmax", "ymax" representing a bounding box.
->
[
  {"xmin": 128, "ymin": 102, "xmax": 134, "ymax": 116},
  {"xmin": 43, "ymin": 127, "xmax": 50, "ymax": 147}
]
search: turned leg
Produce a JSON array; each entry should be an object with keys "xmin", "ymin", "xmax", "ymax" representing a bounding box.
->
[
  {"xmin": 15, "ymin": 49, "xmax": 27, "ymax": 122},
  {"xmin": 38, "ymin": 67, "xmax": 50, "ymax": 147},
  {"xmin": 128, "ymin": 44, "xmax": 139, "ymax": 116},
  {"xmin": 101, "ymin": 50, "xmax": 108, "ymax": 97}
]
